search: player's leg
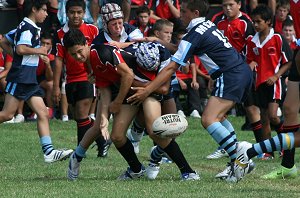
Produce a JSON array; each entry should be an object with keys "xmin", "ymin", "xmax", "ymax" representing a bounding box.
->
[
  {"xmin": 111, "ymin": 104, "xmax": 145, "ymax": 180},
  {"xmin": 68, "ymin": 94, "xmax": 111, "ymax": 180},
  {"xmin": 262, "ymin": 80, "xmax": 300, "ymax": 179},
  {"xmin": 28, "ymin": 95, "xmax": 73, "ymax": 163},
  {"xmin": 0, "ymin": 94, "xmax": 19, "ymax": 123},
  {"xmin": 144, "ymin": 97, "xmax": 199, "ymax": 180}
]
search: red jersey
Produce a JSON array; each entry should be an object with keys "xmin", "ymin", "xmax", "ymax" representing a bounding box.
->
[
  {"xmin": 0, "ymin": 53, "xmax": 13, "ymax": 67},
  {"xmin": 290, "ymin": 0, "xmax": 300, "ymax": 38},
  {"xmin": 246, "ymin": 29, "xmax": 293, "ymax": 89},
  {"xmin": 129, "ymin": 18, "xmax": 156, "ymax": 37},
  {"xmin": 212, "ymin": 11, "xmax": 255, "ymax": 53},
  {"xmin": 36, "ymin": 54, "xmax": 55, "ymax": 76},
  {"xmin": 148, "ymin": 0, "xmax": 180, "ymax": 20},
  {"xmin": 56, "ymin": 22, "xmax": 98, "ymax": 83},
  {"xmin": 90, "ymin": 45, "xmax": 123, "ymax": 88}
]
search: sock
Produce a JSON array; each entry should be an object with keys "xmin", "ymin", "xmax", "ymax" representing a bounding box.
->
[
  {"xmin": 150, "ymin": 146, "xmax": 164, "ymax": 164},
  {"xmin": 281, "ymin": 125, "xmax": 300, "ymax": 168},
  {"xmin": 75, "ymin": 144, "xmax": 86, "ymax": 162},
  {"xmin": 221, "ymin": 119, "xmax": 237, "ymax": 142},
  {"xmin": 132, "ymin": 119, "xmax": 144, "ymax": 134},
  {"xmin": 40, "ymin": 136, "xmax": 54, "ymax": 155},
  {"xmin": 116, "ymin": 138, "xmax": 142, "ymax": 173},
  {"xmin": 163, "ymin": 140, "xmax": 194, "ymax": 174},
  {"xmin": 76, "ymin": 117, "xmax": 93, "ymax": 145},
  {"xmin": 251, "ymin": 120, "xmax": 264, "ymax": 142},
  {"xmin": 247, "ymin": 132, "xmax": 295, "ymax": 159},
  {"xmin": 207, "ymin": 122, "xmax": 237, "ymax": 161}
]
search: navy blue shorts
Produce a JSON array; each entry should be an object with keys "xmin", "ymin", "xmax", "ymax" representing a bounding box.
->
[
  {"xmin": 211, "ymin": 64, "xmax": 252, "ymax": 103},
  {"xmin": 5, "ymin": 82, "xmax": 44, "ymax": 101},
  {"xmin": 65, "ymin": 81, "xmax": 94, "ymax": 106}
]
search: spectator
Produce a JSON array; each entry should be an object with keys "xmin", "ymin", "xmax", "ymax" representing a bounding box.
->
[{"xmin": 129, "ymin": 5, "xmax": 156, "ymax": 36}]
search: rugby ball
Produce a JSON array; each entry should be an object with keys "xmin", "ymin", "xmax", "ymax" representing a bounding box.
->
[{"xmin": 152, "ymin": 114, "xmax": 188, "ymax": 138}]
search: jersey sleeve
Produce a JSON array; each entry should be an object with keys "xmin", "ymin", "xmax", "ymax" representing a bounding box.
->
[
  {"xmin": 171, "ymin": 32, "xmax": 196, "ymax": 66},
  {"xmin": 17, "ymin": 29, "xmax": 33, "ymax": 46}
]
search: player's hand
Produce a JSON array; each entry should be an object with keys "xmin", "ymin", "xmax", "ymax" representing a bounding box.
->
[
  {"xmin": 191, "ymin": 81, "xmax": 199, "ymax": 90},
  {"xmin": 266, "ymin": 75, "xmax": 278, "ymax": 86},
  {"xmin": 52, "ymin": 86, "xmax": 61, "ymax": 106},
  {"xmin": 179, "ymin": 81, "xmax": 187, "ymax": 90},
  {"xmin": 109, "ymin": 100, "xmax": 122, "ymax": 114},
  {"xmin": 39, "ymin": 54, "xmax": 50, "ymax": 65},
  {"xmin": 99, "ymin": 115, "xmax": 110, "ymax": 140},
  {"xmin": 108, "ymin": 41, "xmax": 122, "ymax": 49},
  {"xmin": 38, "ymin": 46, "xmax": 48, "ymax": 56},
  {"xmin": 87, "ymin": 72, "xmax": 95, "ymax": 84},
  {"xmin": 126, "ymin": 87, "xmax": 149, "ymax": 105}
]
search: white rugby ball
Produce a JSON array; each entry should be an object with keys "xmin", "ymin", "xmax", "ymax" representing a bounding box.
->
[{"xmin": 152, "ymin": 114, "xmax": 188, "ymax": 138}]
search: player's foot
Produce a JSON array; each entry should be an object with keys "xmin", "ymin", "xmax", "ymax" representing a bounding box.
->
[
  {"xmin": 44, "ymin": 149, "xmax": 73, "ymax": 163},
  {"xmin": 177, "ymin": 110, "xmax": 186, "ymax": 118},
  {"xmin": 67, "ymin": 153, "xmax": 80, "ymax": 181},
  {"xmin": 261, "ymin": 165, "xmax": 297, "ymax": 179},
  {"xmin": 181, "ymin": 172, "xmax": 200, "ymax": 181},
  {"xmin": 118, "ymin": 166, "xmax": 146, "ymax": 180},
  {"xmin": 97, "ymin": 139, "xmax": 112, "ymax": 157},
  {"xmin": 146, "ymin": 162, "xmax": 160, "ymax": 180},
  {"xmin": 216, "ymin": 160, "xmax": 256, "ymax": 180},
  {"xmin": 234, "ymin": 141, "xmax": 253, "ymax": 180},
  {"xmin": 206, "ymin": 148, "xmax": 228, "ymax": 159},
  {"xmin": 14, "ymin": 114, "xmax": 25, "ymax": 123},
  {"xmin": 190, "ymin": 110, "xmax": 201, "ymax": 118}
]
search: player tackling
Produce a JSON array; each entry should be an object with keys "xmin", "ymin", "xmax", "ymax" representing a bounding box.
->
[{"xmin": 127, "ymin": 0, "xmax": 254, "ymax": 182}]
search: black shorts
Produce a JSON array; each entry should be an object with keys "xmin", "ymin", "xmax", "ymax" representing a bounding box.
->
[
  {"xmin": 5, "ymin": 82, "xmax": 44, "ymax": 101},
  {"xmin": 255, "ymin": 83, "xmax": 281, "ymax": 109},
  {"xmin": 65, "ymin": 81, "xmax": 94, "ymax": 105}
]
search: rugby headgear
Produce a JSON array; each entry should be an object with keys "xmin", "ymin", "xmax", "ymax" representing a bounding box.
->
[
  {"xmin": 135, "ymin": 42, "xmax": 160, "ymax": 71},
  {"xmin": 100, "ymin": 3, "xmax": 124, "ymax": 33}
]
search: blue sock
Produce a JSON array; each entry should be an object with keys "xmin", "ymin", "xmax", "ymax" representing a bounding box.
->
[
  {"xmin": 150, "ymin": 146, "xmax": 164, "ymax": 164},
  {"xmin": 40, "ymin": 136, "xmax": 54, "ymax": 155},
  {"xmin": 253, "ymin": 133, "xmax": 295, "ymax": 154},
  {"xmin": 221, "ymin": 119, "xmax": 237, "ymax": 142},
  {"xmin": 207, "ymin": 122, "xmax": 237, "ymax": 160},
  {"xmin": 75, "ymin": 144, "xmax": 86, "ymax": 162}
]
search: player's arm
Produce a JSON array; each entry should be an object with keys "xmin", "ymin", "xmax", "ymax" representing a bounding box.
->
[
  {"xmin": 16, "ymin": 44, "xmax": 47, "ymax": 56},
  {"xmin": 52, "ymin": 56, "xmax": 63, "ymax": 105},
  {"xmin": 127, "ymin": 61, "xmax": 179, "ymax": 104},
  {"xmin": 109, "ymin": 62, "xmax": 134, "ymax": 113},
  {"xmin": 166, "ymin": 0, "xmax": 180, "ymax": 18},
  {"xmin": 44, "ymin": 56, "xmax": 54, "ymax": 81},
  {"xmin": 97, "ymin": 87, "xmax": 112, "ymax": 140},
  {"xmin": 132, "ymin": 79, "xmax": 170, "ymax": 95}
]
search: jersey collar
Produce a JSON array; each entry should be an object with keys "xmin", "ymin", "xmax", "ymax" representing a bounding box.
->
[
  {"xmin": 251, "ymin": 28, "xmax": 275, "ymax": 47},
  {"xmin": 186, "ymin": 17, "xmax": 206, "ymax": 32},
  {"xmin": 24, "ymin": 17, "xmax": 41, "ymax": 31}
]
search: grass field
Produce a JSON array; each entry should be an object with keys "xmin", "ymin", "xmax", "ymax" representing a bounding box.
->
[{"xmin": 0, "ymin": 116, "xmax": 300, "ymax": 198}]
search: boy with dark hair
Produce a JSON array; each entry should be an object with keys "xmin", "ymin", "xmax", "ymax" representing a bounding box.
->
[
  {"xmin": 129, "ymin": 5, "xmax": 156, "ymax": 37},
  {"xmin": 0, "ymin": 0, "xmax": 72, "ymax": 163},
  {"xmin": 53, "ymin": 0, "xmax": 108, "ymax": 157},
  {"xmin": 64, "ymin": 29, "xmax": 199, "ymax": 181},
  {"xmin": 246, "ymin": 4, "xmax": 294, "ymax": 179},
  {"xmin": 273, "ymin": 0, "xmax": 291, "ymax": 34},
  {"xmin": 127, "ymin": 0, "xmax": 254, "ymax": 182}
]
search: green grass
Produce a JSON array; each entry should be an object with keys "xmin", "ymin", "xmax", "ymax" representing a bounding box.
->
[{"xmin": 0, "ymin": 117, "xmax": 300, "ymax": 197}]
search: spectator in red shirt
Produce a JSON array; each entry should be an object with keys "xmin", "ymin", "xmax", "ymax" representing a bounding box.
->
[
  {"xmin": 129, "ymin": 5, "xmax": 156, "ymax": 37},
  {"xmin": 147, "ymin": 0, "xmax": 182, "ymax": 31},
  {"xmin": 273, "ymin": 0, "xmax": 292, "ymax": 34}
]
